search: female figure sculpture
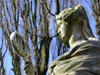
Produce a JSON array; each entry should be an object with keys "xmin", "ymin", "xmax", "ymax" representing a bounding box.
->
[{"xmin": 48, "ymin": 5, "xmax": 100, "ymax": 75}]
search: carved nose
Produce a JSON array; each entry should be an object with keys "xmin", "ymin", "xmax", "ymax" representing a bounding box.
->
[{"xmin": 58, "ymin": 28, "xmax": 61, "ymax": 34}]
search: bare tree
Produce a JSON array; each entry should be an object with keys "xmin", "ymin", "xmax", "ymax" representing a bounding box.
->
[{"xmin": 1, "ymin": 0, "xmax": 22, "ymax": 75}]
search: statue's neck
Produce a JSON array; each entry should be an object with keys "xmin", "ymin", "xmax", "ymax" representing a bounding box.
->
[{"xmin": 69, "ymin": 25, "xmax": 86, "ymax": 49}]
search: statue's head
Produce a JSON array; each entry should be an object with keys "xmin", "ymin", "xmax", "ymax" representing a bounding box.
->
[{"xmin": 56, "ymin": 5, "xmax": 94, "ymax": 47}]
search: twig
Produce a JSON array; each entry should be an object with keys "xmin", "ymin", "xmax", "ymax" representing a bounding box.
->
[
  {"xmin": 49, "ymin": 34, "xmax": 58, "ymax": 38},
  {"xmin": 3, "ymin": 46, "xmax": 7, "ymax": 59},
  {"xmin": 34, "ymin": 34, "xmax": 58, "ymax": 50},
  {"xmin": 86, "ymin": 0, "xmax": 92, "ymax": 9},
  {"xmin": 41, "ymin": 0, "xmax": 55, "ymax": 17}
]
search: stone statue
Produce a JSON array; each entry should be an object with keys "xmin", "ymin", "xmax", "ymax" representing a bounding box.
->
[
  {"xmin": 48, "ymin": 5, "xmax": 100, "ymax": 75},
  {"xmin": 10, "ymin": 32, "xmax": 34, "ymax": 75}
]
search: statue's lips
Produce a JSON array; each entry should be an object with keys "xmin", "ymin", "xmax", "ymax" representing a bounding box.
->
[
  {"xmin": 58, "ymin": 31, "xmax": 64, "ymax": 38},
  {"xmin": 58, "ymin": 33, "xmax": 67, "ymax": 41}
]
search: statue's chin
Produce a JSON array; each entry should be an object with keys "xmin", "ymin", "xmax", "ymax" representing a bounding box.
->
[{"xmin": 60, "ymin": 34, "xmax": 68, "ymax": 41}]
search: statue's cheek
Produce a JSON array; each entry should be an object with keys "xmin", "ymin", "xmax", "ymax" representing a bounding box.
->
[
  {"xmin": 58, "ymin": 28, "xmax": 61, "ymax": 34},
  {"xmin": 57, "ymin": 22, "xmax": 69, "ymax": 41},
  {"xmin": 60, "ymin": 25, "xmax": 67, "ymax": 38}
]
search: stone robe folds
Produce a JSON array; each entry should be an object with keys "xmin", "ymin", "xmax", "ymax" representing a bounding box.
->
[{"xmin": 48, "ymin": 40, "xmax": 100, "ymax": 75}]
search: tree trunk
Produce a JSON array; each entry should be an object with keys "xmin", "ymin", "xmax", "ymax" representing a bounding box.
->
[{"xmin": 91, "ymin": 0, "xmax": 100, "ymax": 39}]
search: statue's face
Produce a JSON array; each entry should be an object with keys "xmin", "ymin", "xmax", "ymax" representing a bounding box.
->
[{"xmin": 57, "ymin": 20, "xmax": 70, "ymax": 41}]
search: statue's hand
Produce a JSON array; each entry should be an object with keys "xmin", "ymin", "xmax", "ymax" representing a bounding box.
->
[
  {"xmin": 23, "ymin": 61, "xmax": 34, "ymax": 75},
  {"xmin": 48, "ymin": 60, "xmax": 60, "ymax": 74},
  {"xmin": 48, "ymin": 62, "xmax": 55, "ymax": 75}
]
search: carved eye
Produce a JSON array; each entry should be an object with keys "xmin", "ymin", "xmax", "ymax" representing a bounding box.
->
[
  {"xmin": 58, "ymin": 24, "xmax": 60, "ymax": 28},
  {"xmin": 58, "ymin": 23, "xmax": 62, "ymax": 28}
]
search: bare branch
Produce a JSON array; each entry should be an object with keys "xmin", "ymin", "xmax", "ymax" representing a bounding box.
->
[
  {"xmin": 55, "ymin": 0, "xmax": 60, "ymax": 15},
  {"xmin": 41, "ymin": 0, "xmax": 55, "ymax": 17},
  {"xmin": 2, "ymin": 46, "xmax": 7, "ymax": 59},
  {"xmin": 86, "ymin": 0, "xmax": 92, "ymax": 9},
  {"xmin": 50, "ymin": 34, "xmax": 58, "ymax": 38}
]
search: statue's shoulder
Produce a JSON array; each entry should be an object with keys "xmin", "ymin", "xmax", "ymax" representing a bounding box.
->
[
  {"xmin": 71, "ymin": 39, "xmax": 100, "ymax": 57},
  {"xmin": 81, "ymin": 38, "xmax": 100, "ymax": 48}
]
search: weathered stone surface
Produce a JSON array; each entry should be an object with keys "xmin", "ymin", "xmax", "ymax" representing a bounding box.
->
[
  {"xmin": 48, "ymin": 5, "xmax": 100, "ymax": 75},
  {"xmin": 23, "ymin": 61, "xmax": 34, "ymax": 75},
  {"xmin": 48, "ymin": 40, "xmax": 100, "ymax": 75},
  {"xmin": 10, "ymin": 31, "xmax": 28, "ymax": 62},
  {"xmin": 10, "ymin": 32, "xmax": 34, "ymax": 75}
]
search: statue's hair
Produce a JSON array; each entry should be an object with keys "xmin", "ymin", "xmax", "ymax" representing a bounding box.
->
[
  {"xmin": 79, "ymin": 7, "xmax": 95, "ymax": 39},
  {"xmin": 56, "ymin": 5, "xmax": 95, "ymax": 40}
]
